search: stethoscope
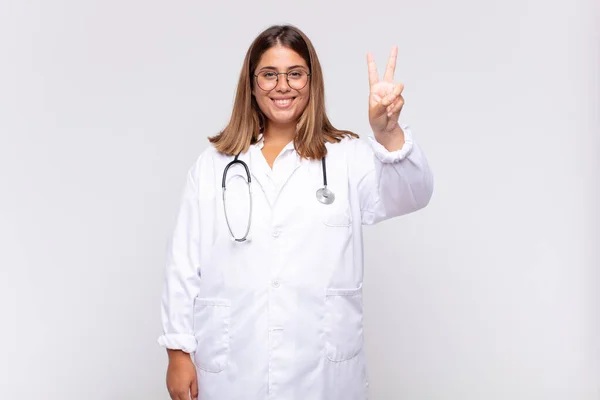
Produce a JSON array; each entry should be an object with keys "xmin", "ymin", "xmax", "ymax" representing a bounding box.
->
[{"xmin": 222, "ymin": 154, "xmax": 334, "ymax": 242}]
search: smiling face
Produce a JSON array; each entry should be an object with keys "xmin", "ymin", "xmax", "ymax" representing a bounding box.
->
[{"xmin": 252, "ymin": 45, "xmax": 311, "ymax": 129}]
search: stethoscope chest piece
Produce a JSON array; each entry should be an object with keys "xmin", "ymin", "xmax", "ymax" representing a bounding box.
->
[{"xmin": 316, "ymin": 187, "xmax": 335, "ymax": 205}]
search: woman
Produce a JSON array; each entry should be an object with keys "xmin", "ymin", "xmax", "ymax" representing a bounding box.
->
[{"xmin": 158, "ymin": 24, "xmax": 433, "ymax": 400}]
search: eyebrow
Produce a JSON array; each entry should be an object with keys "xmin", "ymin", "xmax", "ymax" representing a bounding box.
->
[{"xmin": 258, "ymin": 65, "xmax": 308, "ymax": 71}]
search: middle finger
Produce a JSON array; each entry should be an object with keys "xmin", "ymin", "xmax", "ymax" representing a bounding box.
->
[{"xmin": 383, "ymin": 46, "xmax": 398, "ymax": 82}]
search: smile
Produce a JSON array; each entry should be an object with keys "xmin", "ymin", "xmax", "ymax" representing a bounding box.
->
[{"xmin": 271, "ymin": 97, "xmax": 296, "ymax": 109}]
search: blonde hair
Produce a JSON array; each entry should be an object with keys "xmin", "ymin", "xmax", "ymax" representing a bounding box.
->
[{"xmin": 208, "ymin": 24, "xmax": 358, "ymax": 160}]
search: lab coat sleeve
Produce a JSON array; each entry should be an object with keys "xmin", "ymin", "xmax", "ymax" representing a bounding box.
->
[
  {"xmin": 352, "ymin": 124, "xmax": 434, "ymax": 225},
  {"xmin": 157, "ymin": 163, "xmax": 203, "ymax": 354}
]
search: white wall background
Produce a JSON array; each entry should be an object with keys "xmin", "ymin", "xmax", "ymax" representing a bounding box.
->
[{"xmin": 0, "ymin": 0, "xmax": 597, "ymax": 399}]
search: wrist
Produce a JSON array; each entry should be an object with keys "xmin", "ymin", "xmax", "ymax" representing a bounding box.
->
[
  {"xmin": 373, "ymin": 123, "xmax": 405, "ymax": 152},
  {"xmin": 167, "ymin": 349, "xmax": 192, "ymax": 361}
]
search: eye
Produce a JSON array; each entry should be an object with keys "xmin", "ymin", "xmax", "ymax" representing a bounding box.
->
[
  {"xmin": 288, "ymin": 70, "xmax": 304, "ymax": 79},
  {"xmin": 261, "ymin": 71, "xmax": 277, "ymax": 80}
]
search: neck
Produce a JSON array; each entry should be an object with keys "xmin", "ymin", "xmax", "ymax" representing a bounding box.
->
[{"xmin": 263, "ymin": 121, "xmax": 296, "ymax": 146}]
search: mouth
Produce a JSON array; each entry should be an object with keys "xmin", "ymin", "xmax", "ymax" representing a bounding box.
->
[{"xmin": 271, "ymin": 97, "xmax": 296, "ymax": 109}]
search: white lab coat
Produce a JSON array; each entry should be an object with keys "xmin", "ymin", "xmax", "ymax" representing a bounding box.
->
[{"xmin": 158, "ymin": 125, "xmax": 433, "ymax": 400}]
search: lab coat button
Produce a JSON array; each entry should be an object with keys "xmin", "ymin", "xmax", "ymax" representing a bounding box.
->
[
  {"xmin": 271, "ymin": 280, "xmax": 280, "ymax": 288},
  {"xmin": 272, "ymin": 229, "xmax": 281, "ymax": 238}
]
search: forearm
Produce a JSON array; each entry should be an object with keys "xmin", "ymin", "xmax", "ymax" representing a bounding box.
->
[
  {"xmin": 354, "ymin": 126, "xmax": 433, "ymax": 224},
  {"xmin": 373, "ymin": 123, "xmax": 405, "ymax": 152}
]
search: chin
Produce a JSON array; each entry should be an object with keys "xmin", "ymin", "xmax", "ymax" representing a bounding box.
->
[
  {"xmin": 268, "ymin": 115, "xmax": 298, "ymax": 126},
  {"xmin": 264, "ymin": 108, "xmax": 301, "ymax": 125}
]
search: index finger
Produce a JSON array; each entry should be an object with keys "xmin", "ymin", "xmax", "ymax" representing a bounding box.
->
[
  {"xmin": 367, "ymin": 52, "xmax": 379, "ymax": 87},
  {"xmin": 383, "ymin": 46, "xmax": 398, "ymax": 82}
]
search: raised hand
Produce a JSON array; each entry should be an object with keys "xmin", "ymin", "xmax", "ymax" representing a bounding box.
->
[{"xmin": 367, "ymin": 46, "xmax": 405, "ymax": 140}]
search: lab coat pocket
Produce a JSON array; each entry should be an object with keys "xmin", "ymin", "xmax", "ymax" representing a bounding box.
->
[
  {"xmin": 321, "ymin": 203, "xmax": 352, "ymax": 228},
  {"xmin": 324, "ymin": 285, "xmax": 364, "ymax": 362},
  {"xmin": 192, "ymin": 297, "xmax": 231, "ymax": 373}
]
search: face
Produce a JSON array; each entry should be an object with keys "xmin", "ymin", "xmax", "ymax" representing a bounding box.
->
[{"xmin": 252, "ymin": 45, "xmax": 310, "ymax": 128}]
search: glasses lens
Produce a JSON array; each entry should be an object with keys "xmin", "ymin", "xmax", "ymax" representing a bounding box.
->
[
  {"xmin": 288, "ymin": 70, "xmax": 309, "ymax": 90},
  {"xmin": 257, "ymin": 71, "xmax": 277, "ymax": 91}
]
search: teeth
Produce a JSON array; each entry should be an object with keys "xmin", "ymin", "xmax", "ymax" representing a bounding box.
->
[{"xmin": 274, "ymin": 98, "xmax": 293, "ymax": 106}]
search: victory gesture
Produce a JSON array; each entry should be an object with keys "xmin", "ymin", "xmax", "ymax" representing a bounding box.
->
[{"xmin": 367, "ymin": 46, "xmax": 405, "ymax": 145}]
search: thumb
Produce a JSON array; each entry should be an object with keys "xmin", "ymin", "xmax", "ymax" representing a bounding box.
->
[{"xmin": 190, "ymin": 375, "xmax": 199, "ymax": 400}]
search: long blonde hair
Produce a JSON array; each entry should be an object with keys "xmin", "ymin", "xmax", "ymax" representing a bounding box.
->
[{"xmin": 208, "ymin": 24, "xmax": 358, "ymax": 160}]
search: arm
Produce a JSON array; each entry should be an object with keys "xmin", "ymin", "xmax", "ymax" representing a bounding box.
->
[
  {"xmin": 158, "ymin": 165, "xmax": 202, "ymax": 354},
  {"xmin": 353, "ymin": 124, "xmax": 433, "ymax": 225},
  {"xmin": 354, "ymin": 46, "xmax": 433, "ymax": 224}
]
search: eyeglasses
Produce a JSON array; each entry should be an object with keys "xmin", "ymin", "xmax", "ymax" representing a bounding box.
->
[{"xmin": 254, "ymin": 69, "xmax": 311, "ymax": 91}]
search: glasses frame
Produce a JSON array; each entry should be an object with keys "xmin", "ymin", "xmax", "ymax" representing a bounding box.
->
[{"xmin": 253, "ymin": 70, "xmax": 312, "ymax": 91}]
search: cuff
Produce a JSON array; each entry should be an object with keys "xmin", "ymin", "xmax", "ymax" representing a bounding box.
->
[
  {"xmin": 157, "ymin": 333, "xmax": 197, "ymax": 354},
  {"xmin": 368, "ymin": 124, "xmax": 414, "ymax": 163}
]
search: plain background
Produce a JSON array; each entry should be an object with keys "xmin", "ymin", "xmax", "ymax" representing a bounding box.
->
[{"xmin": 1, "ymin": 0, "xmax": 598, "ymax": 399}]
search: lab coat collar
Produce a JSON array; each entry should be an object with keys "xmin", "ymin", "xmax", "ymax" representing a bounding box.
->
[{"xmin": 247, "ymin": 135, "xmax": 303, "ymax": 209}]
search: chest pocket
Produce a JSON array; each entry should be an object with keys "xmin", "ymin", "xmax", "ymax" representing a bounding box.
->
[{"xmin": 317, "ymin": 200, "xmax": 352, "ymax": 227}]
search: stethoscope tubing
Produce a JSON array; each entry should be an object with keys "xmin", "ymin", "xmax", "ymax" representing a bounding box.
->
[{"xmin": 222, "ymin": 153, "xmax": 333, "ymax": 242}]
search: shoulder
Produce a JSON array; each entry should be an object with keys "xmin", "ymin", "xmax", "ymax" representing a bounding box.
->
[
  {"xmin": 186, "ymin": 144, "xmax": 223, "ymax": 181},
  {"xmin": 327, "ymin": 134, "xmax": 359, "ymax": 148},
  {"xmin": 326, "ymin": 134, "xmax": 371, "ymax": 157}
]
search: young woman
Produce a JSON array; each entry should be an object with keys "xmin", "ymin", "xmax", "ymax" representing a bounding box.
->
[{"xmin": 159, "ymin": 24, "xmax": 433, "ymax": 400}]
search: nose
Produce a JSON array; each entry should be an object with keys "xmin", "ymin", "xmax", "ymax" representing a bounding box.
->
[{"xmin": 276, "ymin": 73, "xmax": 291, "ymax": 92}]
